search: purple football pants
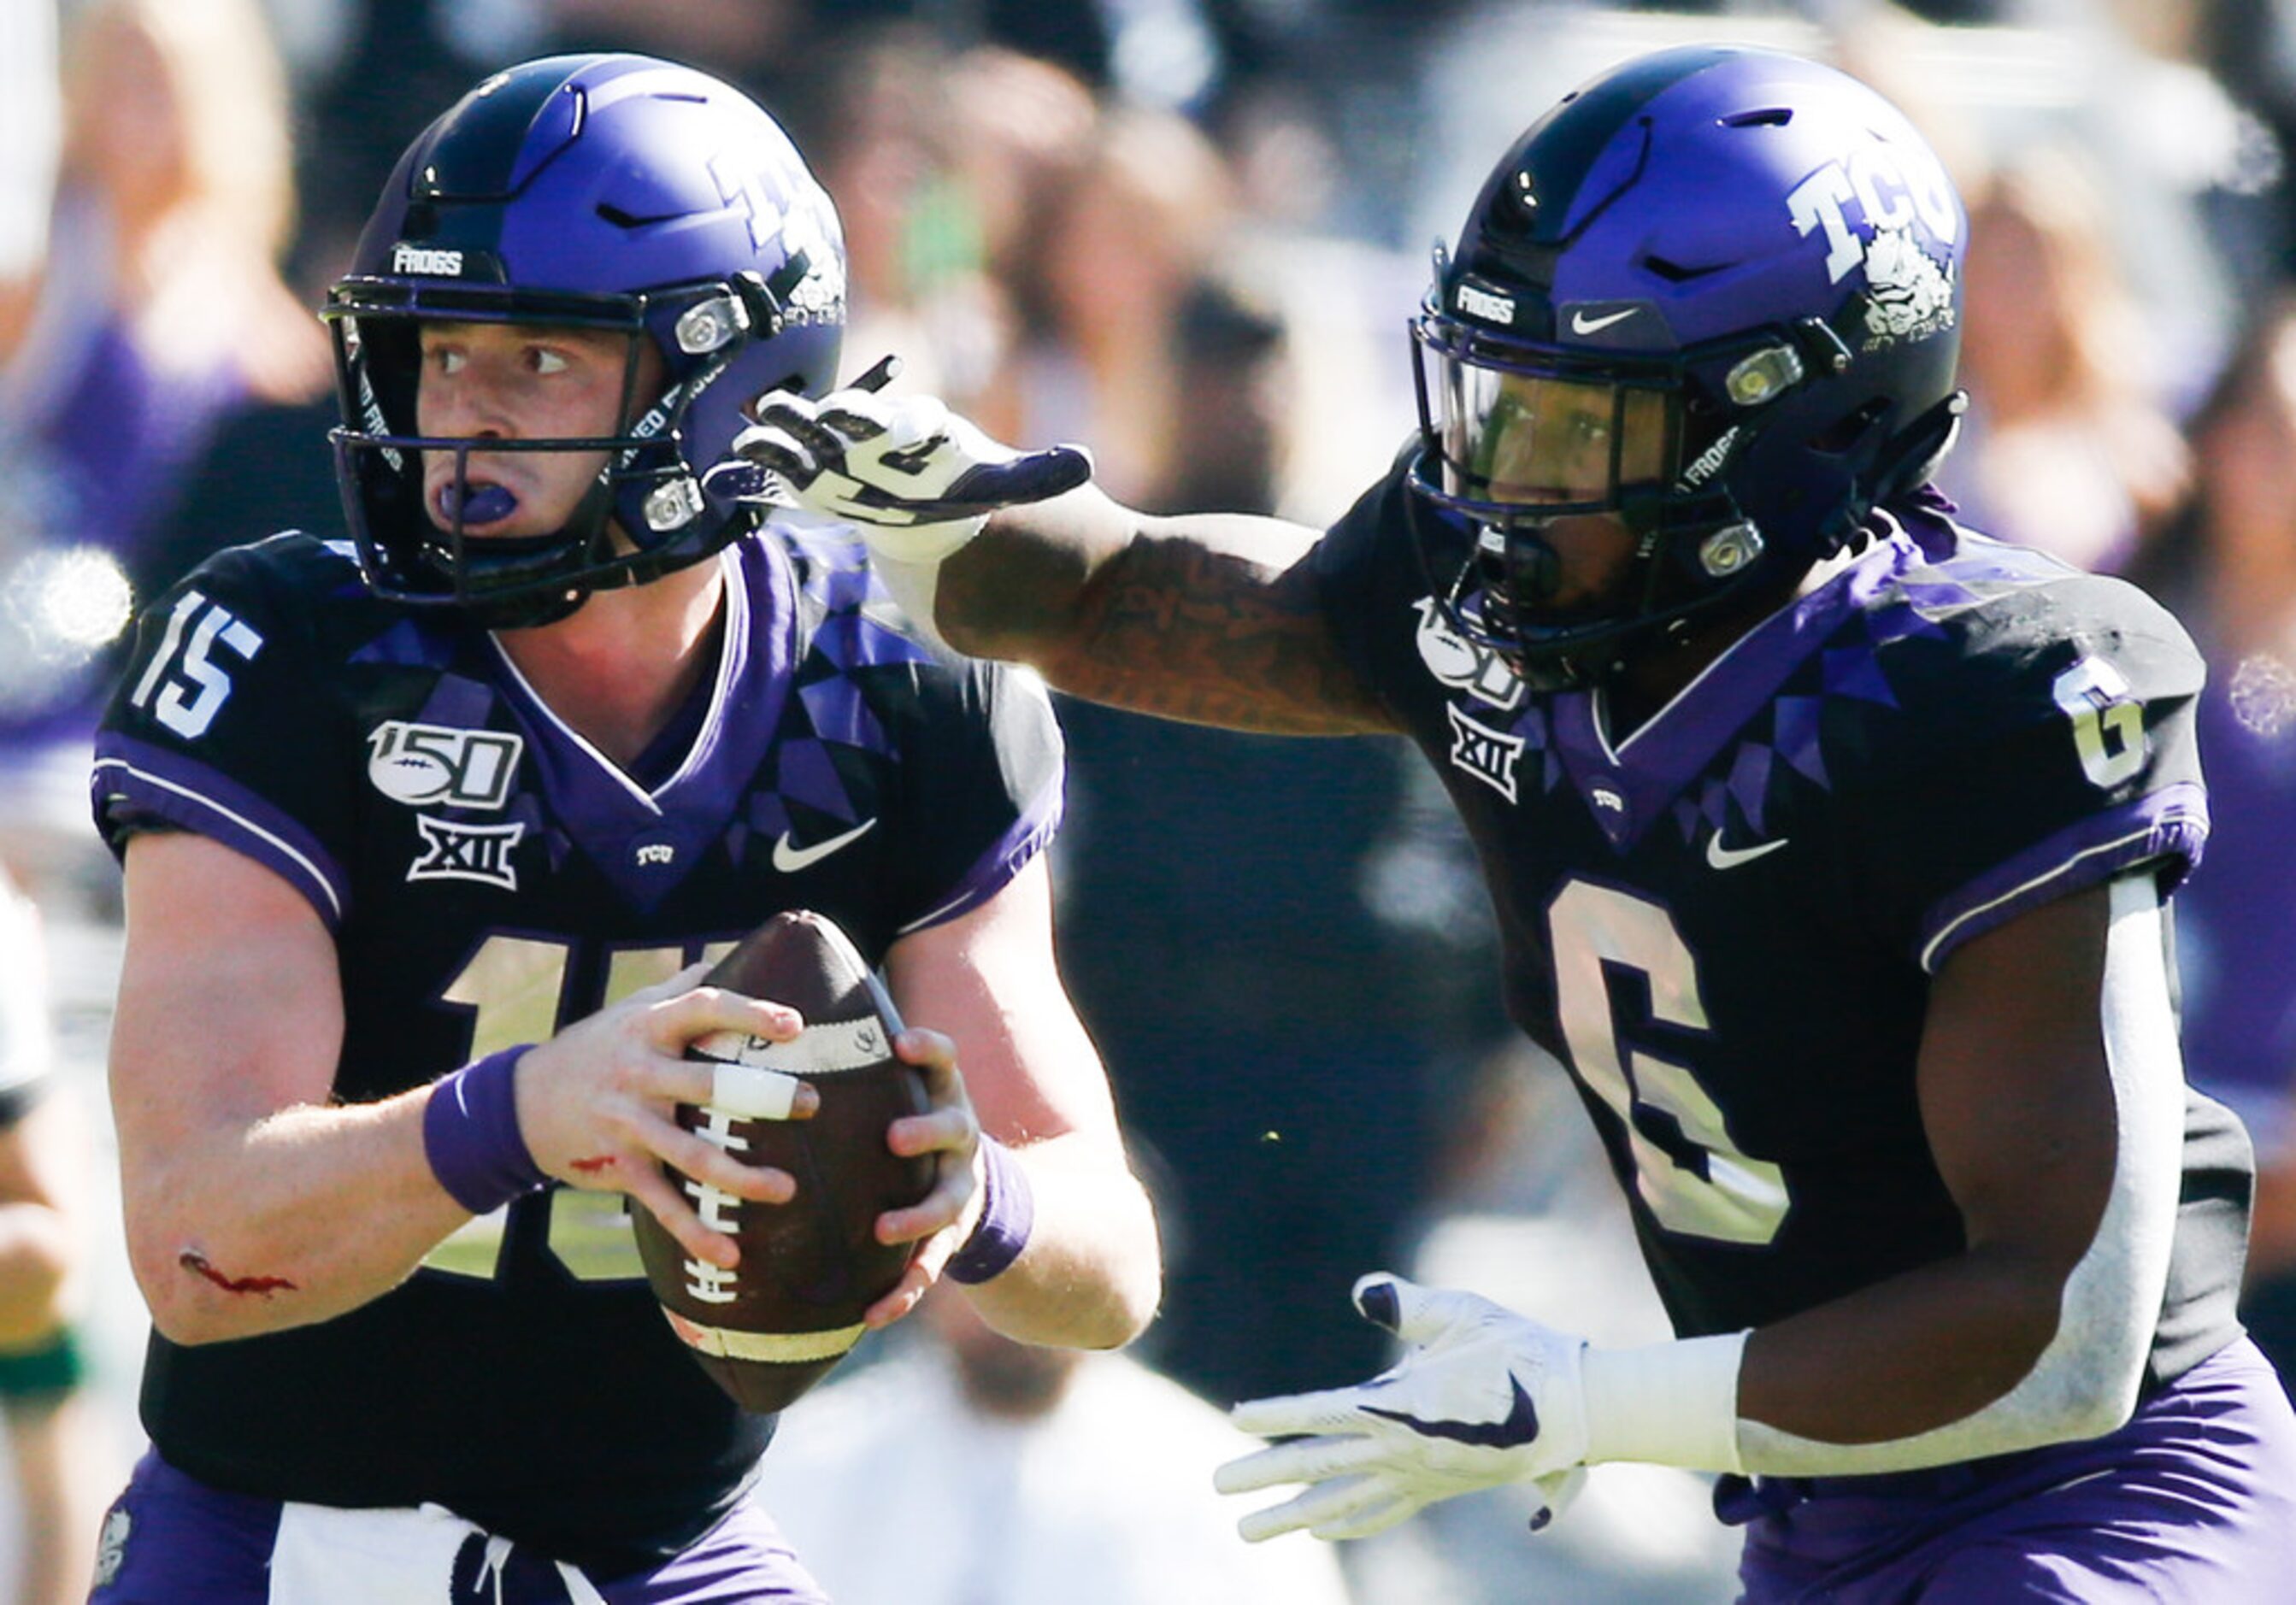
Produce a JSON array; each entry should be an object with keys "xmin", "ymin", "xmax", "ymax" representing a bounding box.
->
[
  {"xmin": 86, "ymin": 1452, "xmax": 830, "ymax": 1604},
  {"xmin": 1720, "ymin": 1336, "xmax": 2296, "ymax": 1603}
]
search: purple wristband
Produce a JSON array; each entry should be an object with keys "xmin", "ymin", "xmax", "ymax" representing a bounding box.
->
[
  {"xmin": 945, "ymin": 1135, "xmax": 1034, "ymax": 1285},
  {"xmin": 422, "ymin": 1046, "xmax": 549, "ymax": 1214}
]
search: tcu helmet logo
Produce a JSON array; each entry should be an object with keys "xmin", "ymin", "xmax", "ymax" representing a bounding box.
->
[
  {"xmin": 710, "ymin": 151, "xmax": 845, "ymax": 324},
  {"xmin": 1786, "ymin": 139, "xmax": 1958, "ymax": 285},
  {"xmin": 1786, "ymin": 138, "xmax": 1959, "ymax": 350},
  {"xmin": 1855, "ymin": 227, "xmax": 1955, "ymax": 349},
  {"xmin": 368, "ymin": 722, "xmax": 522, "ymax": 810},
  {"xmin": 1414, "ymin": 597, "xmax": 1523, "ymax": 711}
]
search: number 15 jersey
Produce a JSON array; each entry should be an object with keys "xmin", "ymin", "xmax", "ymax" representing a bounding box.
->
[{"xmin": 90, "ymin": 523, "xmax": 1063, "ymax": 1575}]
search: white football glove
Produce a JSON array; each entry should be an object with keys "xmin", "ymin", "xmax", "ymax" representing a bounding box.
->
[
  {"xmin": 1214, "ymin": 1273, "xmax": 1592, "ymax": 1543},
  {"xmin": 715, "ymin": 384, "xmax": 1092, "ymax": 562}
]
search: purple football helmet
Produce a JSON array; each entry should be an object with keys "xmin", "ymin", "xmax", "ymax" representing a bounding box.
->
[
  {"xmin": 324, "ymin": 55, "xmax": 845, "ymax": 626},
  {"xmin": 1412, "ymin": 45, "xmax": 1968, "ymax": 687}
]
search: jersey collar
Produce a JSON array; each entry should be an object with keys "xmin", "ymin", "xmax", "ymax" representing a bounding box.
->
[
  {"xmin": 486, "ymin": 537, "xmax": 798, "ymax": 910},
  {"xmin": 1545, "ymin": 516, "xmax": 1937, "ymax": 853}
]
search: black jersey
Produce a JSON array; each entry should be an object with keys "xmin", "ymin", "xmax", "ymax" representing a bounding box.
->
[
  {"xmin": 90, "ymin": 523, "xmax": 1063, "ymax": 1575},
  {"xmin": 1312, "ymin": 467, "xmax": 2249, "ymax": 1388}
]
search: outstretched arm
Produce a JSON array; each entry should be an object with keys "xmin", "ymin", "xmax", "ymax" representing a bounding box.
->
[
  {"xmin": 946, "ymin": 488, "xmax": 1395, "ymax": 734},
  {"xmin": 736, "ymin": 387, "xmax": 1398, "ymax": 736}
]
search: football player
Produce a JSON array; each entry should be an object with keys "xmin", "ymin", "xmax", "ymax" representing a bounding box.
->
[
  {"xmin": 739, "ymin": 44, "xmax": 2296, "ymax": 1602},
  {"xmin": 87, "ymin": 55, "xmax": 1158, "ymax": 1602}
]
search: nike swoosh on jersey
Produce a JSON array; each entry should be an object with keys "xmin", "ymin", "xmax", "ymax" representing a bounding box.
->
[
  {"xmin": 770, "ymin": 817, "xmax": 878, "ymax": 873},
  {"xmin": 1569, "ymin": 306, "xmax": 1639, "ymax": 336},
  {"xmin": 1706, "ymin": 832, "xmax": 1788, "ymax": 870},
  {"xmin": 1363, "ymin": 1378, "xmax": 1541, "ymax": 1449}
]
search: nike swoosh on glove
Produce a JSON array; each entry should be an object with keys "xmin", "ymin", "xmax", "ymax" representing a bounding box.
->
[
  {"xmin": 715, "ymin": 386, "xmax": 1092, "ymax": 560},
  {"xmin": 1213, "ymin": 1273, "xmax": 1592, "ymax": 1542}
]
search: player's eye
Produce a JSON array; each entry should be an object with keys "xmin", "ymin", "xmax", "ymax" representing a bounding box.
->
[
  {"xmin": 426, "ymin": 347, "xmax": 466, "ymax": 376},
  {"xmin": 528, "ymin": 347, "xmax": 571, "ymax": 376}
]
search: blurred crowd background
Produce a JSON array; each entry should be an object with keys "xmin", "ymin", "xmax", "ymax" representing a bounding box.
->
[{"xmin": 4, "ymin": 1, "xmax": 2296, "ymax": 1601}]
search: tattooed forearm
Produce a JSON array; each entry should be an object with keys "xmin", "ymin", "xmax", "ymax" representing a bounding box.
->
[
  {"xmin": 938, "ymin": 503, "xmax": 1104, "ymax": 658},
  {"xmin": 1066, "ymin": 543, "xmax": 1392, "ymax": 733},
  {"xmin": 938, "ymin": 497, "xmax": 1398, "ymax": 736}
]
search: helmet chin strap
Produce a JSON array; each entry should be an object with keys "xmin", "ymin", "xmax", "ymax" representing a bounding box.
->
[{"xmin": 475, "ymin": 584, "xmax": 592, "ymax": 632}]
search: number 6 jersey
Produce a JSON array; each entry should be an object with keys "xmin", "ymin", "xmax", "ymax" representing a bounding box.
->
[
  {"xmin": 90, "ymin": 523, "xmax": 1063, "ymax": 1576},
  {"xmin": 1312, "ymin": 469, "xmax": 2250, "ymax": 1391}
]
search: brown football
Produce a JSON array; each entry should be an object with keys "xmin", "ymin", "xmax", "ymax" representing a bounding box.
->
[{"xmin": 631, "ymin": 909, "xmax": 934, "ymax": 1413}]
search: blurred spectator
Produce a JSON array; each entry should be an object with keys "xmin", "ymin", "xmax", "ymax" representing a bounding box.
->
[
  {"xmin": 943, "ymin": 45, "xmax": 1102, "ymax": 285},
  {"xmin": 1000, "ymin": 100, "xmax": 1239, "ymax": 505},
  {"xmin": 753, "ymin": 1287, "xmax": 1353, "ymax": 1605},
  {"xmin": 2050, "ymin": 0, "xmax": 2269, "ymax": 413},
  {"xmin": 543, "ymin": 0, "xmax": 801, "ymax": 72},
  {"xmin": 1163, "ymin": 275, "xmax": 1290, "ymax": 514},
  {"xmin": 0, "ymin": 0, "xmax": 59, "ymax": 291},
  {"xmin": 0, "ymin": 874, "xmax": 107, "ymax": 1605},
  {"xmin": 804, "ymin": 32, "xmax": 1074, "ymax": 410},
  {"xmin": 2132, "ymin": 297, "xmax": 2296, "ymax": 1392},
  {"xmin": 773, "ymin": 0, "xmax": 1233, "ymax": 114},
  {"xmin": 0, "ymin": 0, "xmax": 327, "ymax": 748},
  {"xmin": 1941, "ymin": 142, "xmax": 2190, "ymax": 572},
  {"xmin": 2159, "ymin": 0, "xmax": 2296, "ymax": 289}
]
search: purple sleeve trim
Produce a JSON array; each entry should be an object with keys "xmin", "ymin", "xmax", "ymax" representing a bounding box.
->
[
  {"xmin": 1916, "ymin": 783, "xmax": 2208, "ymax": 973},
  {"xmin": 90, "ymin": 733, "xmax": 351, "ymax": 930},
  {"xmin": 945, "ymin": 1135, "xmax": 1035, "ymax": 1285},
  {"xmin": 895, "ymin": 774, "xmax": 1064, "ymax": 937}
]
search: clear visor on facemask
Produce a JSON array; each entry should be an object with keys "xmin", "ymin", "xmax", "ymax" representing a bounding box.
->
[{"xmin": 1417, "ymin": 338, "xmax": 1675, "ymax": 510}]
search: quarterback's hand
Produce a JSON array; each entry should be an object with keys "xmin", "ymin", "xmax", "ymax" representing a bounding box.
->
[
  {"xmin": 721, "ymin": 383, "xmax": 1092, "ymax": 558},
  {"xmin": 513, "ymin": 963, "xmax": 817, "ymax": 1270},
  {"xmin": 1214, "ymin": 1273, "xmax": 1592, "ymax": 1542},
  {"xmin": 860, "ymin": 1026, "xmax": 986, "ymax": 1331}
]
